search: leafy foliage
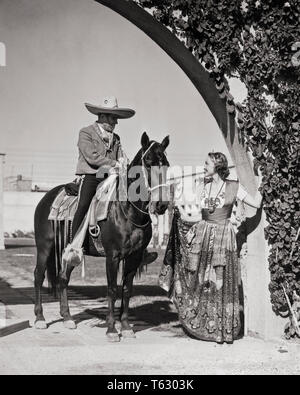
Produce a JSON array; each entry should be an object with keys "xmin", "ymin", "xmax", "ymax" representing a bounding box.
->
[{"xmin": 134, "ymin": 0, "xmax": 300, "ymax": 321}]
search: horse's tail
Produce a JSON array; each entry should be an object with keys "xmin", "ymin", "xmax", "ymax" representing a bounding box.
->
[
  {"xmin": 48, "ymin": 219, "xmax": 70, "ymax": 296},
  {"xmin": 34, "ymin": 184, "xmax": 66, "ymax": 298}
]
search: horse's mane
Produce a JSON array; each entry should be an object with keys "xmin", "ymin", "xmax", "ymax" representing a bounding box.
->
[{"xmin": 130, "ymin": 149, "xmax": 143, "ymax": 168}]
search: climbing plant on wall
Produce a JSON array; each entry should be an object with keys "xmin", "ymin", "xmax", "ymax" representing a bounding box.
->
[{"xmin": 134, "ymin": 0, "xmax": 300, "ymax": 334}]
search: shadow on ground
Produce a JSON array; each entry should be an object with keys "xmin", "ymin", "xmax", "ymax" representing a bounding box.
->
[
  {"xmin": 60, "ymin": 300, "xmax": 179, "ymax": 334},
  {"xmin": 4, "ymin": 239, "xmax": 36, "ymax": 249},
  {"xmin": 0, "ymin": 278, "xmax": 166, "ymax": 305},
  {"xmin": 0, "ymin": 277, "xmax": 182, "ymax": 336}
]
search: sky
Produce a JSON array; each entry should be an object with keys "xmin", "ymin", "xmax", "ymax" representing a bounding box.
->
[{"xmin": 0, "ymin": 0, "xmax": 244, "ymax": 185}]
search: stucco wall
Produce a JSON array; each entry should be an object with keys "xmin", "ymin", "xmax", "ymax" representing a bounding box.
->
[{"xmin": 3, "ymin": 192, "xmax": 45, "ymax": 233}]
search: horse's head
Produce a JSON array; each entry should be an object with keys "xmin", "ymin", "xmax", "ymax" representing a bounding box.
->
[{"xmin": 140, "ymin": 132, "xmax": 170, "ymax": 216}]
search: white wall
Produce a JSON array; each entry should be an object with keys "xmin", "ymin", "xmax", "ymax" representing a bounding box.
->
[{"xmin": 3, "ymin": 192, "xmax": 46, "ymax": 233}]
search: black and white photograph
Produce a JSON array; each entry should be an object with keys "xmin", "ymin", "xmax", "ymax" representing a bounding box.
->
[{"xmin": 0, "ymin": 0, "xmax": 299, "ymax": 378}]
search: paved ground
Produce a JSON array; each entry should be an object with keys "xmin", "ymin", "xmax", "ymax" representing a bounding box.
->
[{"xmin": 0, "ymin": 242, "xmax": 300, "ymax": 375}]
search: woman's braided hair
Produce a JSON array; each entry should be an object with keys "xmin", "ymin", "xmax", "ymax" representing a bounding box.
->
[{"xmin": 208, "ymin": 152, "xmax": 230, "ymax": 180}]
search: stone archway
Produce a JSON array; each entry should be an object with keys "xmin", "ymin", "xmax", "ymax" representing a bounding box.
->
[{"xmin": 95, "ymin": 0, "xmax": 285, "ymax": 339}]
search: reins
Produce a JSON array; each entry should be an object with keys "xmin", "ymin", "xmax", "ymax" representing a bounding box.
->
[
  {"xmin": 119, "ymin": 200, "xmax": 151, "ymax": 228},
  {"xmin": 129, "ymin": 200, "xmax": 149, "ymax": 215},
  {"xmin": 120, "ymin": 142, "xmax": 168, "ymax": 228}
]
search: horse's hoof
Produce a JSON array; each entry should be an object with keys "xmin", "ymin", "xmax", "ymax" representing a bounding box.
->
[
  {"xmin": 34, "ymin": 320, "xmax": 47, "ymax": 330},
  {"xmin": 122, "ymin": 329, "xmax": 136, "ymax": 339},
  {"xmin": 64, "ymin": 320, "xmax": 77, "ymax": 330},
  {"xmin": 115, "ymin": 321, "xmax": 122, "ymax": 334},
  {"xmin": 106, "ymin": 332, "xmax": 121, "ymax": 343}
]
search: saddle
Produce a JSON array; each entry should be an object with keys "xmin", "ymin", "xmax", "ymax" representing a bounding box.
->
[
  {"xmin": 48, "ymin": 174, "xmax": 118, "ymax": 256},
  {"xmin": 49, "ymin": 174, "xmax": 118, "ymax": 223}
]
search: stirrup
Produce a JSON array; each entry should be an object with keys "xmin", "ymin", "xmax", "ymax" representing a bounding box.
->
[{"xmin": 89, "ymin": 225, "xmax": 100, "ymax": 238}]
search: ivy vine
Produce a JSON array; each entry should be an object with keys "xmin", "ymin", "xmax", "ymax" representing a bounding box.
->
[{"xmin": 134, "ymin": 0, "xmax": 300, "ymax": 334}]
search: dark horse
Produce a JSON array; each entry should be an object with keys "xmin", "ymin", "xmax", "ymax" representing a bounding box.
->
[{"xmin": 34, "ymin": 132, "xmax": 170, "ymax": 342}]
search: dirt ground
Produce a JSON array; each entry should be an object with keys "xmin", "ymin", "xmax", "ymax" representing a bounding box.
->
[{"xmin": 0, "ymin": 241, "xmax": 300, "ymax": 375}]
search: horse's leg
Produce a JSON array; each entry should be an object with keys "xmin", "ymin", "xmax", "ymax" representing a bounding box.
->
[
  {"xmin": 120, "ymin": 271, "xmax": 136, "ymax": 338},
  {"xmin": 59, "ymin": 265, "xmax": 76, "ymax": 329},
  {"xmin": 34, "ymin": 246, "xmax": 54, "ymax": 329},
  {"xmin": 106, "ymin": 255, "xmax": 120, "ymax": 342},
  {"xmin": 120, "ymin": 251, "xmax": 143, "ymax": 338}
]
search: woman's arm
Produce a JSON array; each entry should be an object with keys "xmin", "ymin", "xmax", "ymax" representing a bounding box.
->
[{"xmin": 243, "ymin": 191, "xmax": 263, "ymax": 209}]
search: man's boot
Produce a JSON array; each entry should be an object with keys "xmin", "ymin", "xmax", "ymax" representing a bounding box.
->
[{"xmin": 141, "ymin": 249, "xmax": 158, "ymax": 268}]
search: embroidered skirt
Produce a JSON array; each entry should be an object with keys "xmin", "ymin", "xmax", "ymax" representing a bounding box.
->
[{"xmin": 159, "ymin": 208, "xmax": 243, "ymax": 343}]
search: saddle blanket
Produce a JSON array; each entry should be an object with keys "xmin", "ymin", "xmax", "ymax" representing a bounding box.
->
[{"xmin": 48, "ymin": 174, "xmax": 118, "ymax": 224}]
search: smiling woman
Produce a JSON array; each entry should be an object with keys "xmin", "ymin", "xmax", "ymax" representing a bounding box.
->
[{"xmin": 160, "ymin": 150, "xmax": 262, "ymax": 344}]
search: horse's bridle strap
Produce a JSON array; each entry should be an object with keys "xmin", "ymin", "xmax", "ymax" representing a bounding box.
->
[
  {"xmin": 129, "ymin": 200, "xmax": 149, "ymax": 216},
  {"xmin": 141, "ymin": 142, "xmax": 156, "ymax": 160},
  {"xmin": 149, "ymin": 183, "xmax": 169, "ymax": 193},
  {"xmin": 119, "ymin": 201, "xmax": 151, "ymax": 228}
]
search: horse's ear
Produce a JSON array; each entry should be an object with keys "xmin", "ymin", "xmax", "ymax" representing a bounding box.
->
[
  {"xmin": 161, "ymin": 135, "xmax": 170, "ymax": 151},
  {"xmin": 141, "ymin": 132, "xmax": 150, "ymax": 151}
]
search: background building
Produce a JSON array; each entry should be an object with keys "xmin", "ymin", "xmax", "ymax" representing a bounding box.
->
[{"xmin": 4, "ymin": 175, "xmax": 32, "ymax": 192}]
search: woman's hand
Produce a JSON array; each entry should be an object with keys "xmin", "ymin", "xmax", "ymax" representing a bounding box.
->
[
  {"xmin": 243, "ymin": 180, "xmax": 263, "ymax": 209},
  {"xmin": 242, "ymin": 166, "xmax": 264, "ymax": 209},
  {"xmin": 175, "ymin": 205, "xmax": 202, "ymax": 222}
]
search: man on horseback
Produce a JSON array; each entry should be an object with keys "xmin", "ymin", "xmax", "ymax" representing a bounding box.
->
[
  {"xmin": 34, "ymin": 121, "xmax": 170, "ymax": 334},
  {"xmin": 71, "ymin": 96, "xmax": 157, "ymax": 265}
]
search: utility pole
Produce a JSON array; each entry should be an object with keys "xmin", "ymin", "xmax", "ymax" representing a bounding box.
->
[{"xmin": 0, "ymin": 153, "xmax": 6, "ymax": 250}]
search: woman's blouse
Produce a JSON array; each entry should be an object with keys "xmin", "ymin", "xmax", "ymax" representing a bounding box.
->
[{"xmin": 196, "ymin": 178, "xmax": 247, "ymax": 209}]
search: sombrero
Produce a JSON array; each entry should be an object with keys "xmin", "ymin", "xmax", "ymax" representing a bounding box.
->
[{"xmin": 85, "ymin": 96, "xmax": 135, "ymax": 119}]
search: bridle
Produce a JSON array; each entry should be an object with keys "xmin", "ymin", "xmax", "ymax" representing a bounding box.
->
[
  {"xmin": 122, "ymin": 142, "xmax": 169, "ymax": 227},
  {"xmin": 143, "ymin": 143, "xmax": 169, "ymax": 195}
]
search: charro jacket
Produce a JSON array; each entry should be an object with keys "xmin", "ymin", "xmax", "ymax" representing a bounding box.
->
[{"xmin": 75, "ymin": 122, "xmax": 123, "ymax": 175}]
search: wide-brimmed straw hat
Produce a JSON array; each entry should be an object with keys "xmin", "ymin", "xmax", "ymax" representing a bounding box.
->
[{"xmin": 85, "ymin": 96, "xmax": 135, "ymax": 119}]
